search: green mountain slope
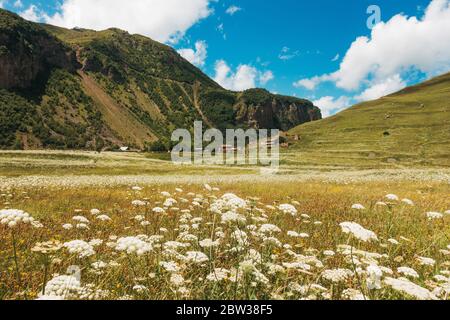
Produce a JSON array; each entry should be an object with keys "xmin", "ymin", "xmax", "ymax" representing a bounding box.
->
[
  {"xmin": 288, "ymin": 72, "xmax": 450, "ymax": 167},
  {"xmin": 0, "ymin": 9, "xmax": 321, "ymax": 151}
]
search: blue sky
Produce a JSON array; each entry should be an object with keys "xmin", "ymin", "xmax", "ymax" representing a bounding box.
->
[{"xmin": 2, "ymin": 0, "xmax": 450, "ymax": 116}]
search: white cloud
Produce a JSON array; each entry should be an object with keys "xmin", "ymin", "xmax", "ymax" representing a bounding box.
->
[
  {"xmin": 217, "ymin": 23, "xmax": 226, "ymax": 40},
  {"xmin": 44, "ymin": 0, "xmax": 213, "ymax": 43},
  {"xmin": 0, "ymin": 0, "xmax": 6, "ymax": 8},
  {"xmin": 259, "ymin": 71, "xmax": 274, "ymax": 85},
  {"xmin": 14, "ymin": 0, "xmax": 23, "ymax": 8},
  {"xmin": 278, "ymin": 47, "xmax": 299, "ymax": 60},
  {"xmin": 313, "ymin": 96, "xmax": 351, "ymax": 118},
  {"xmin": 295, "ymin": 0, "xmax": 450, "ymax": 91},
  {"xmin": 293, "ymin": 74, "xmax": 334, "ymax": 90},
  {"xmin": 214, "ymin": 60, "xmax": 256, "ymax": 91},
  {"xmin": 294, "ymin": 76, "xmax": 321, "ymax": 90},
  {"xmin": 354, "ymin": 74, "xmax": 406, "ymax": 102},
  {"xmin": 226, "ymin": 5, "xmax": 242, "ymax": 16},
  {"xmin": 331, "ymin": 53, "xmax": 340, "ymax": 62},
  {"xmin": 213, "ymin": 60, "xmax": 273, "ymax": 91},
  {"xmin": 177, "ymin": 40, "xmax": 207, "ymax": 67},
  {"xmin": 19, "ymin": 5, "xmax": 43, "ymax": 22}
]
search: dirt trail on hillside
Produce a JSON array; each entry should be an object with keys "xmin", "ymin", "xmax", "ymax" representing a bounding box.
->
[{"xmin": 79, "ymin": 71, "xmax": 154, "ymax": 147}]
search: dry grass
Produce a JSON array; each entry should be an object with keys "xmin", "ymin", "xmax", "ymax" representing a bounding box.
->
[{"xmin": 1, "ymin": 179, "xmax": 449, "ymax": 300}]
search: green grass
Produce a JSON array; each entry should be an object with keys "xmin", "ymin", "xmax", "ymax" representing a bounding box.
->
[{"xmin": 288, "ymin": 72, "xmax": 450, "ymax": 168}]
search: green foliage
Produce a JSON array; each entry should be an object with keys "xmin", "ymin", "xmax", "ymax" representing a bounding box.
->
[
  {"xmin": 0, "ymin": 89, "xmax": 35, "ymax": 148},
  {"xmin": 0, "ymin": 45, "xmax": 8, "ymax": 55},
  {"xmin": 146, "ymin": 139, "xmax": 169, "ymax": 152},
  {"xmin": 241, "ymin": 89, "xmax": 273, "ymax": 105},
  {"xmin": 199, "ymin": 89, "xmax": 237, "ymax": 130},
  {"xmin": 80, "ymin": 30, "xmax": 218, "ymax": 87}
]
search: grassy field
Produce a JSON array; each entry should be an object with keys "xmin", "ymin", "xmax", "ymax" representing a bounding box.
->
[{"xmin": 0, "ymin": 151, "xmax": 449, "ymax": 300}]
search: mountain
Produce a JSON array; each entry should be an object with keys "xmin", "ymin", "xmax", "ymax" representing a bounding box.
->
[
  {"xmin": 288, "ymin": 72, "xmax": 450, "ymax": 167},
  {"xmin": 0, "ymin": 9, "xmax": 321, "ymax": 151}
]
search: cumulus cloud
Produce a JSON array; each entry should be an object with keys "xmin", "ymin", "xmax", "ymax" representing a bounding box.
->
[
  {"xmin": 226, "ymin": 5, "xmax": 242, "ymax": 16},
  {"xmin": 294, "ymin": 73, "xmax": 337, "ymax": 90},
  {"xmin": 259, "ymin": 71, "xmax": 274, "ymax": 85},
  {"xmin": 294, "ymin": 76, "xmax": 326, "ymax": 90},
  {"xmin": 19, "ymin": 5, "xmax": 43, "ymax": 22},
  {"xmin": 295, "ymin": 0, "xmax": 450, "ymax": 91},
  {"xmin": 213, "ymin": 60, "xmax": 274, "ymax": 91},
  {"xmin": 354, "ymin": 74, "xmax": 406, "ymax": 102},
  {"xmin": 214, "ymin": 60, "xmax": 257, "ymax": 91},
  {"xmin": 312, "ymin": 96, "xmax": 351, "ymax": 117},
  {"xmin": 177, "ymin": 41, "xmax": 207, "ymax": 67},
  {"xmin": 44, "ymin": 0, "xmax": 213, "ymax": 43}
]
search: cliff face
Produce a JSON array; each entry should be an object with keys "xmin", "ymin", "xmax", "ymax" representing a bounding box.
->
[
  {"xmin": 234, "ymin": 89, "xmax": 322, "ymax": 131},
  {"xmin": 0, "ymin": 10, "xmax": 78, "ymax": 90}
]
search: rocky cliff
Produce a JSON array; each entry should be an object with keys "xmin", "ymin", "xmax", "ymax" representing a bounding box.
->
[
  {"xmin": 235, "ymin": 89, "xmax": 321, "ymax": 131},
  {"xmin": 0, "ymin": 10, "xmax": 78, "ymax": 90}
]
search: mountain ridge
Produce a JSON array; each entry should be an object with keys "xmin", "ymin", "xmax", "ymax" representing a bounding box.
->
[{"xmin": 0, "ymin": 9, "xmax": 321, "ymax": 151}]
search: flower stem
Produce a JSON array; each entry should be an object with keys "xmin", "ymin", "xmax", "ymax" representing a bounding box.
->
[{"xmin": 11, "ymin": 230, "xmax": 22, "ymax": 287}]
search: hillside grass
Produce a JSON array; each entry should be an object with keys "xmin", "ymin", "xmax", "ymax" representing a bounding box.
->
[{"xmin": 288, "ymin": 73, "xmax": 450, "ymax": 168}]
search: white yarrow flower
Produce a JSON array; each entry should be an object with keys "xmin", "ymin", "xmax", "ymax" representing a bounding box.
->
[
  {"xmin": 278, "ymin": 204, "xmax": 298, "ymax": 216},
  {"xmin": 340, "ymin": 222, "xmax": 378, "ymax": 242},
  {"xmin": 63, "ymin": 240, "xmax": 95, "ymax": 258}
]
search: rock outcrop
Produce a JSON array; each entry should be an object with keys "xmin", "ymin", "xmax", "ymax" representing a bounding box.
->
[
  {"xmin": 235, "ymin": 89, "xmax": 322, "ymax": 131},
  {"xmin": 0, "ymin": 10, "xmax": 78, "ymax": 90}
]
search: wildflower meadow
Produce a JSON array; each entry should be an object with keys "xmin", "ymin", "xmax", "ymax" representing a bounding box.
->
[{"xmin": 0, "ymin": 162, "xmax": 449, "ymax": 300}]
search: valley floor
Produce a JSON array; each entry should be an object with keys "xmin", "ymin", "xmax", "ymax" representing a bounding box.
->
[{"xmin": 0, "ymin": 150, "xmax": 449, "ymax": 300}]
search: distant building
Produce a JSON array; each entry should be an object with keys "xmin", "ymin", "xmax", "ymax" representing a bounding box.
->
[
  {"xmin": 261, "ymin": 138, "xmax": 279, "ymax": 149},
  {"xmin": 119, "ymin": 147, "xmax": 129, "ymax": 152},
  {"xmin": 221, "ymin": 145, "xmax": 237, "ymax": 152}
]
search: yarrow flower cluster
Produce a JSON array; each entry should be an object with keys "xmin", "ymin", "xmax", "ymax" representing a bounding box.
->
[
  {"xmin": 426, "ymin": 212, "xmax": 443, "ymax": 220},
  {"xmin": 63, "ymin": 240, "xmax": 95, "ymax": 258},
  {"xmin": 278, "ymin": 204, "xmax": 298, "ymax": 216},
  {"xmin": 384, "ymin": 277, "xmax": 437, "ymax": 300},
  {"xmin": 0, "ymin": 209, "xmax": 40, "ymax": 228},
  {"xmin": 210, "ymin": 193, "xmax": 247, "ymax": 214},
  {"xmin": 321, "ymin": 269, "xmax": 353, "ymax": 283},
  {"xmin": 115, "ymin": 237, "xmax": 152, "ymax": 255},
  {"xmin": 385, "ymin": 194, "xmax": 399, "ymax": 201},
  {"xmin": 185, "ymin": 251, "xmax": 209, "ymax": 264},
  {"xmin": 32, "ymin": 240, "xmax": 62, "ymax": 255},
  {"xmin": 340, "ymin": 222, "xmax": 378, "ymax": 242},
  {"xmin": 42, "ymin": 275, "xmax": 81, "ymax": 299},
  {"xmin": 351, "ymin": 204, "xmax": 366, "ymax": 210}
]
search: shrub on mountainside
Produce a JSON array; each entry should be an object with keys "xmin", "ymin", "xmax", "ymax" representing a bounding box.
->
[
  {"xmin": 0, "ymin": 89, "xmax": 35, "ymax": 148},
  {"xmin": 199, "ymin": 89, "xmax": 237, "ymax": 130},
  {"xmin": 241, "ymin": 88, "xmax": 274, "ymax": 106},
  {"xmin": 146, "ymin": 139, "xmax": 170, "ymax": 152}
]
